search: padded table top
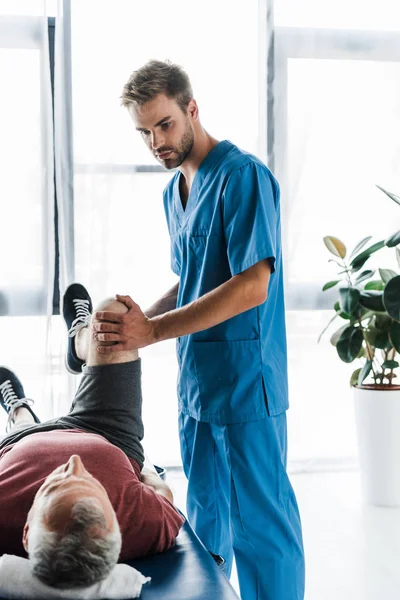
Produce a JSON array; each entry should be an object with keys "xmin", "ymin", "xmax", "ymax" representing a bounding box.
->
[
  {"xmin": 0, "ymin": 521, "xmax": 239, "ymax": 599},
  {"xmin": 127, "ymin": 520, "xmax": 240, "ymax": 600}
]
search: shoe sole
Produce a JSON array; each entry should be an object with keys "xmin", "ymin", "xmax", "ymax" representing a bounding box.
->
[
  {"xmin": 61, "ymin": 283, "xmax": 88, "ymax": 376},
  {"xmin": 64, "ymin": 354, "xmax": 82, "ymax": 375}
]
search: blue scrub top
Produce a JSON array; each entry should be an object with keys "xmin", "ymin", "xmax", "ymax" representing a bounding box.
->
[{"xmin": 163, "ymin": 140, "xmax": 289, "ymax": 424}]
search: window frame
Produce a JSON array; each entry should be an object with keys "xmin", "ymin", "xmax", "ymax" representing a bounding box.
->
[
  {"xmin": 7, "ymin": 12, "xmax": 400, "ymax": 315},
  {"xmin": 271, "ymin": 26, "xmax": 400, "ymax": 310},
  {"xmin": 0, "ymin": 15, "xmax": 58, "ymax": 316}
]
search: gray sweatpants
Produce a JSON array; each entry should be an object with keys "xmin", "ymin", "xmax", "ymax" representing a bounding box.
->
[{"xmin": 0, "ymin": 360, "xmax": 145, "ymax": 468}]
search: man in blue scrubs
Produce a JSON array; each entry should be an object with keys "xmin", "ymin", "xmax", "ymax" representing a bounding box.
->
[{"xmin": 94, "ymin": 60, "xmax": 305, "ymax": 600}]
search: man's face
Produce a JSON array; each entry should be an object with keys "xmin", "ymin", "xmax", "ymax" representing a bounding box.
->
[
  {"xmin": 128, "ymin": 93, "xmax": 195, "ymax": 170},
  {"xmin": 23, "ymin": 455, "xmax": 116, "ymax": 551}
]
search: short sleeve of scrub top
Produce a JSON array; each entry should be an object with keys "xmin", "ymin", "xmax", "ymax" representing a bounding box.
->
[{"xmin": 223, "ymin": 161, "xmax": 277, "ymax": 276}]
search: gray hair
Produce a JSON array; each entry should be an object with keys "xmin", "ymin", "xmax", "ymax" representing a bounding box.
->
[
  {"xmin": 121, "ymin": 59, "xmax": 193, "ymax": 112},
  {"xmin": 28, "ymin": 498, "xmax": 122, "ymax": 588}
]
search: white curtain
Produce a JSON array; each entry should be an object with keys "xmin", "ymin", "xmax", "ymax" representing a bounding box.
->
[
  {"xmin": 272, "ymin": 0, "xmax": 400, "ymax": 466},
  {"xmin": 53, "ymin": 0, "xmax": 78, "ymax": 411},
  {"xmin": 62, "ymin": 0, "xmax": 262, "ymax": 465},
  {"xmin": 0, "ymin": 0, "xmax": 59, "ymax": 430}
]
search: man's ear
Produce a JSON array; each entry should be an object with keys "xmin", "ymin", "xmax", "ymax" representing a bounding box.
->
[
  {"xmin": 22, "ymin": 522, "xmax": 29, "ymax": 553},
  {"xmin": 187, "ymin": 98, "xmax": 198, "ymax": 121}
]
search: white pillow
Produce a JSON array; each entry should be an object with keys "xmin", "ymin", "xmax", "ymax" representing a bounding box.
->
[{"xmin": 0, "ymin": 554, "xmax": 151, "ymax": 599}]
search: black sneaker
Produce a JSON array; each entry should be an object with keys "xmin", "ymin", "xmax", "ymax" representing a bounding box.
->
[
  {"xmin": 62, "ymin": 283, "xmax": 93, "ymax": 374},
  {"xmin": 0, "ymin": 367, "xmax": 40, "ymax": 432}
]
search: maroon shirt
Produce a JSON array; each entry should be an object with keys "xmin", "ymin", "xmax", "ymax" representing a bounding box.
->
[{"xmin": 0, "ymin": 429, "xmax": 184, "ymax": 559}]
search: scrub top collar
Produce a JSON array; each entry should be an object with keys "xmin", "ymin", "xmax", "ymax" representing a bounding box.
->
[{"xmin": 174, "ymin": 139, "xmax": 233, "ymax": 223}]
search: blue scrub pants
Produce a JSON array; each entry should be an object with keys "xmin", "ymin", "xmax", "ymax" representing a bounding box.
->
[{"xmin": 179, "ymin": 412, "xmax": 305, "ymax": 600}]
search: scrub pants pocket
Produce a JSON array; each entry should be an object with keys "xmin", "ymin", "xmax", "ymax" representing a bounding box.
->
[{"xmin": 192, "ymin": 339, "xmax": 267, "ymax": 422}]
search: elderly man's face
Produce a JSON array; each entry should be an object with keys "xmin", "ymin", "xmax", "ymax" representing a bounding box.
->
[{"xmin": 23, "ymin": 454, "xmax": 116, "ymax": 551}]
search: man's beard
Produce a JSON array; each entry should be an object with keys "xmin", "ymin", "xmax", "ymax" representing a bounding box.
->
[{"xmin": 155, "ymin": 124, "xmax": 194, "ymax": 170}]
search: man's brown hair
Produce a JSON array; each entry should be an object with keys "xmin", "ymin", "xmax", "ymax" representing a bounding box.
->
[{"xmin": 121, "ymin": 59, "xmax": 193, "ymax": 112}]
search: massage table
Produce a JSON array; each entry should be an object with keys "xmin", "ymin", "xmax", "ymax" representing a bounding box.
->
[
  {"xmin": 0, "ymin": 519, "xmax": 239, "ymax": 600},
  {"xmin": 125, "ymin": 465, "xmax": 240, "ymax": 598},
  {"xmin": 0, "ymin": 465, "xmax": 239, "ymax": 599},
  {"xmin": 127, "ymin": 517, "xmax": 240, "ymax": 599}
]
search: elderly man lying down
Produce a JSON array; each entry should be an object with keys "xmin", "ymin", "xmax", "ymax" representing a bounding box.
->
[{"xmin": 0, "ymin": 284, "xmax": 184, "ymax": 588}]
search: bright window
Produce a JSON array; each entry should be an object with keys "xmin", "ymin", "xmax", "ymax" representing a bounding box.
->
[
  {"xmin": 275, "ymin": 23, "xmax": 400, "ymax": 462},
  {"xmin": 70, "ymin": 0, "xmax": 261, "ymax": 465}
]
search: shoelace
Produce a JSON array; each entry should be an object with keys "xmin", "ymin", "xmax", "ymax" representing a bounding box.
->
[
  {"xmin": 68, "ymin": 299, "xmax": 92, "ymax": 338},
  {"xmin": 0, "ymin": 380, "xmax": 34, "ymax": 432}
]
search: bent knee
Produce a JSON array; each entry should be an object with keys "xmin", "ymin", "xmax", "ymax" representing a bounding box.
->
[{"xmin": 94, "ymin": 297, "xmax": 128, "ymax": 316}]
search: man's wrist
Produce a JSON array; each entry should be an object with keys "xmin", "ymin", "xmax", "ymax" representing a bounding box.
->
[{"xmin": 149, "ymin": 315, "xmax": 163, "ymax": 344}]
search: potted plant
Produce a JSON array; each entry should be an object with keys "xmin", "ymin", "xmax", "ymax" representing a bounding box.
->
[{"xmin": 320, "ymin": 187, "xmax": 400, "ymax": 506}]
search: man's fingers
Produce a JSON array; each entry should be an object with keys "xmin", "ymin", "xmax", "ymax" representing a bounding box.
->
[
  {"xmin": 92, "ymin": 322, "xmax": 121, "ymax": 333},
  {"xmin": 96, "ymin": 333, "xmax": 121, "ymax": 343},
  {"xmin": 94, "ymin": 310, "xmax": 123, "ymax": 323},
  {"xmin": 96, "ymin": 343, "xmax": 125, "ymax": 354},
  {"xmin": 116, "ymin": 294, "xmax": 140, "ymax": 311}
]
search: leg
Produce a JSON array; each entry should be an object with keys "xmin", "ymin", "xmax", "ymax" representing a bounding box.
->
[
  {"xmin": 0, "ymin": 408, "xmax": 36, "ymax": 442},
  {"xmin": 179, "ymin": 413, "xmax": 234, "ymax": 576},
  {"xmin": 1, "ymin": 290, "xmax": 145, "ymax": 466},
  {"xmin": 0, "ymin": 367, "xmax": 40, "ymax": 437},
  {"xmin": 9, "ymin": 407, "xmax": 36, "ymax": 430},
  {"xmin": 74, "ymin": 296, "xmax": 138, "ymax": 367},
  {"xmin": 60, "ymin": 294, "xmax": 145, "ymax": 467},
  {"xmin": 222, "ymin": 415, "xmax": 305, "ymax": 600}
]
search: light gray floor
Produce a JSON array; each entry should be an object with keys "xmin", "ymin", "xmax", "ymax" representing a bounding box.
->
[{"xmin": 166, "ymin": 467, "xmax": 400, "ymax": 600}]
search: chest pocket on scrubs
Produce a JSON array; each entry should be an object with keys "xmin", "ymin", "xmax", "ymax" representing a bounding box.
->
[
  {"xmin": 188, "ymin": 234, "xmax": 208, "ymax": 274},
  {"xmin": 192, "ymin": 339, "xmax": 268, "ymax": 424}
]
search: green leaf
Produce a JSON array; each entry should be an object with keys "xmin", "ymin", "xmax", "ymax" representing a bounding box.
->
[
  {"xmin": 322, "ymin": 280, "xmax": 341, "ymax": 291},
  {"xmin": 351, "ymin": 256, "xmax": 370, "ymax": 273},
  {"xmin": 350, "ymin": 368, "xmax": 362, "ymax": 387},
  {"xmin": 376, "ymin": 185, "xmax": 400, "ymax": 206},
  {"xmin": 383, "ymin": 275, "xmax": 400, "ymax": 321},
  {"xmin": 375, "ymin": 315, "xmax": 392, "ymax": 331},
  {"xmin": 357, "ymin": 360, "xmax": 373, "ymax": 386},
  {"xmin": 323, "ymin": 236, "xmax": 347, "ymax": 259},
  {"xmin": 339, "ymin": 288, "xmax": 360, "ymax": 316},
  {"xmin": 364, "ymin": 280, "xmax": 385, "ymax": 291},
  {"xmin": 385, "ymin": 231, "xmax": 400, "ymax": 248},
  {"xmin": 330, "ymin": 324, "xmax": 350, "ymax": 347},
  {"xmin": 382, "ymin": 360, "xmax": 399, "ymax": 370},
  {"xmin": 349, "ymin": 236, "xmax": 372, "ymax": 260},
  {"xmin": 379, "ymin": 268, "xmax": 398, "ymax": 284},
  {"xmin": 359, "ymin": 291, "xmax": 385, "ymax": 312},
  {"xmin": 396, "ymin": 247, "xmax": 400, "ymax": 270},
  {"xmin": 357, "ymin": 346, "xmax": 366, "ymax": 358},
  {"xmin": 334, "ymin": 301, "xmax": 352, "ymax": 321},
  {"xmin": 355, "ymin": 270, "xmax": 375, "ymax": 285},
  {"xmin": 365, "ymin": 328, "xmax": 390, "ymax": 349},
  {"xmin": 359, "ymin": 309, "xmax": 375, "ymax": 322},
  {"xmin": 350, "ymin": 240, "xmax": 386, "ymax": 269},
  {"xmin": 337, "ymin": 326, "xmax": 364, "ymax": 363},
  {"xmin": 389, "ymin": 321, "xmax": 400, "ymax": 353}
]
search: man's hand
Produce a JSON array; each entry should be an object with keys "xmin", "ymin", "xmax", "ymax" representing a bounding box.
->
[
  {"xmin": 140, "ymin": 467, "xmax": 174, "ymax": 503},
  {"xmin": 93, "ymin": 259, "xmax": 271, "ymax": 354},
  {"xmin": 93, "ymin": 295, "xmax": 156, "ymax": 353}
]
